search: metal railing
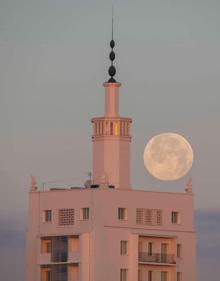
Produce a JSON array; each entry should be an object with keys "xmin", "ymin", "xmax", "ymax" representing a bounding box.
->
[{"xmin": 138, "ymin": 252, "xmax": 176, "ymax": 264}]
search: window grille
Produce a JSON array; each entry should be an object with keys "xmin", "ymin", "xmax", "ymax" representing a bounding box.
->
[
  {"xmin": 136, "ymin": 208, "xmax": 144, "ymax": 224},
  {"xmin": 58, "ymin": 209, "xmax": 74, "ymax": 226},
  {"xmin": 145, "ymin": 209, "xmax": 153, "ymax": 224},
  {"xmin": 136, "ymin": 209, "xmax": 163, "ymax": 225}
]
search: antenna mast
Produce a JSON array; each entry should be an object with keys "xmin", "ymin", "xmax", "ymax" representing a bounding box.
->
[{"xmin": 108, "ymin": 4, "xmax": 117, "ymax": 83}]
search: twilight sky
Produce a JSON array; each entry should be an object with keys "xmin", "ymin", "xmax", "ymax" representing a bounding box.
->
[{"xmin": 0, "ymin": 1, "xmax": 220, "ymax": 280}]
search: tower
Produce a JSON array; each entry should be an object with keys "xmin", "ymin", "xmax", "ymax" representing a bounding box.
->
[{"xmin": 92, "ymin": 32, "xmax": 132, "ymax": 189}]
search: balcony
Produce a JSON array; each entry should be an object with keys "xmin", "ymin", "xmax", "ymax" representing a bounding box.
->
[
  {"xmin": 68, "ymin": 251, "xmax": 80, "ymax": 263},
  {"xmin": 138, "ymin": 252, "xmax": 176, "ymax": 265},
  {"xmin": 38, "ymin": 253, "xmax": 51, "ymax": 265},
  {"xmin": 38, "ymin": 252, "xmax": 79, "ymax": 265}
]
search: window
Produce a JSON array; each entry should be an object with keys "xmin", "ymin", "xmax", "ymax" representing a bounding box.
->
[
  {"xmin": 136, "ymin": 208, "xmax": 144, "ymax": 224},
  {"xmin": 120, "ymin": 269, "xmax": 127, "ymax": 281},
  {"xmin": 177, "ymin": 244, "xmax": 181, "ymax": 258},
  {"xmin": 41, "ymin": 238, "xmax": 51, "ymax": 253},
  {"xmin": 148, "ymin": 242, "xmax": 153, "ymax": 256},
  {"xmin": 138, "ymin": 241, "xmax": 143, "ymax": 253},
  {"xmin": 110, "ymin": 122, "xmax": 114, "ymax": 135},
  {"xmin": 58, "ymin": 209, "xmax": 74, "ymax": 226},
  {"xmin": 138, "ymin": 269, "xmax": 142, "ymax": 281},
  {"xmin": 161, "ymin": 243, "xmax": 168, "ymax": 263},
  {"xmin": 45, "ymin": 270, "xmax": 51, "ymax": 281},
  {"xmin": 69, "ymin": 264, "xmax": 79, "ymax": 281},
  {"xmin": 156, "ymin": 209, "xmax": 163, "ymax": 225},
  {"xmin": 120, "ymin": 241, "xmax": 128, "ymax": 255},
  {"xmin": 46, "ymin": 241, "xmax": 51, "ymax": 253},
  {"xmin": 51, "ymin": 236, "xmax": 68, "ymax": 263},
  {"xmin": 148, "ymin": 271, "xmax": 153, "ymax": 281},
  {"xmin": 177, "ymin": 272, "xmax": 182, "ymax": 281},
  {"xmin": 114, "ymin": 123, "xmax": 119, "ymax": 136},
  {"xmin": 80, "ymin": 208, "xmax": 90, "ymax": 220},
  {"xmin": 68, "ymin": 236, "xmax": 79, "ymax": 252},
  {"xmin": 41, "ymin": 267, "xmax": 51, "ymax": 281},
  {"xmin": 161, "ymin": 271, "xmax": 168, "ymax": 281},
  {"xmin": 118, "ymin": 208, "xmax": 127, "ymax": 220},
  {"xmin": 51, "ymin": 264, "xmax": 67, "ymax": 280},
  {"xmin": 171, "ymin": 211, "xmax": 181, "ymax": 224},
  {"xmin": 43, "ymin": 210, "xmax": 52, "ymax": 222}
]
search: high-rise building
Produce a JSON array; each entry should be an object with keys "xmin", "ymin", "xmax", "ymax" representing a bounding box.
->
[{"xmin": 26, "ymin": 24, "xmax": 196, "ymax": 281}]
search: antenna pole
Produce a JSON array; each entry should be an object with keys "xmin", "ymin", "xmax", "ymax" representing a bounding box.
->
[{"xmin": 112, "ymin": 4, "xmax": 114, "ymax": 41}]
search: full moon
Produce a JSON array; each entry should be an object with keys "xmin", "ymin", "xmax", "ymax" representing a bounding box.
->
[{"xmin": 143, "ymin": 133, "xmax": 193, "ymax": 181}]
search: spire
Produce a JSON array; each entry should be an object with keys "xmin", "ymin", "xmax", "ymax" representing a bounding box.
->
[{"xmin": 108, "ymin": 5, "xmax": 117, "ymax": 83}]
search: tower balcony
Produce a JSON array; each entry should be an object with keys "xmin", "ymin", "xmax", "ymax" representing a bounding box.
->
[
  {"xmin": 138, "ymin": 252, "xmax": 176, "ymax": 266},
  {"xmin": 91, "ymin": 117, "xmax": 132, "ymax": 140}
]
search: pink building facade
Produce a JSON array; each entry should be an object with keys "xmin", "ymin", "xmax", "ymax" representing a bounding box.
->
[{"xmin": 26, "ymin": 38, "xmax": 196, "ymax": 281}]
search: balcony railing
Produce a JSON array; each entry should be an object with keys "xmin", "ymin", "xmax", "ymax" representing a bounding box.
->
[{"xmin": 138, "ymin": 252, "xmax": 176, "ymax": 264}]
